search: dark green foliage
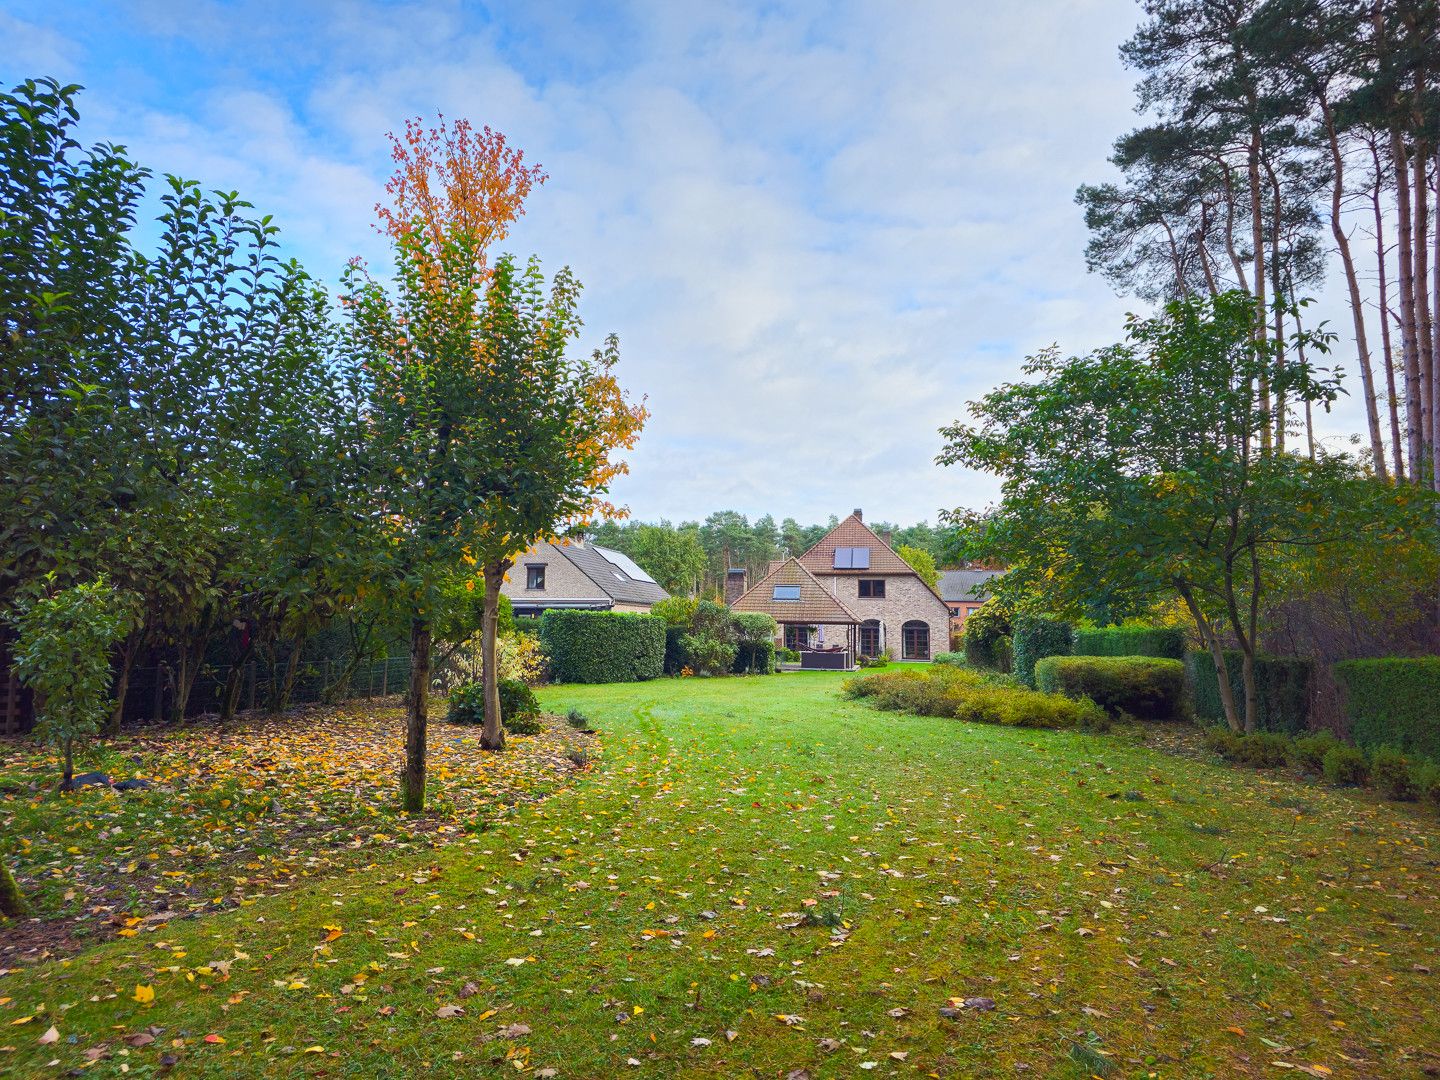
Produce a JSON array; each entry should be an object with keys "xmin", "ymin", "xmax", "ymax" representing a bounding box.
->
[
  {"xmin": 498, "ymin": 680, "xmax": 541, "ymax": 735},
  {"xmin": 1203, "ymin": 728, "xmax": 1290, "ymax": 768},
  {"xmin": 538, "ymin": 610, "xmax": 665, "ymax": 684},
  {"xmin": 663, "ymin": 626, "xmax": 688, "ymax": 675},
  {"xmin": 932, "ymin": 652, "xmax": 966, "ymax": 667},
  {"xmin": 1289, "ymin": 731, "xmax": 1339, "ymax": 774},
  {"xmin": 731, "ymin": 612, "xmax": 778, "ymax": 675},
  {"xmin": 777, "ymin": 648, "xmax": 800, "ymax": 664},
  {"xmin": 445, "ymin": 682, "xmax": 486, "ymax": 725},
  {"xmin": 1011, "ymin": 616, "xmax": 1073, "ymax": 688},
  {"xmin": 1322, "ymin": 744, "xmax": 1369, "ymax": 786},
  {"xmin": 844, "ymin": 666, "xmax": 1109, "ymax": 731},
  {"xmin": 565, "ymin": 708, "xmax": 591, "ymax": 730},
  {"xmin": 1184, "ymin": 652, "xmax": 1312, "ymax": 734},
  {"xmin": 1369, "ymin": 746, "xmax": 1417, "ymax": 801},
  {"xmin": 678, "ymin": 600, "xmax": 738, "ymax": 676},
  {"xmin": 1334, "ymin": 658, "xmax": 1440, "ymax": 760},
  {"xmin": 1071, "ymin": 626, "xmax": 1184, "ymax": 660},
  {"xmin": 1413, "ymin": 760, "xmax": 1440, "ymax": 809},
  {"xmin": 1034, "ymin": 656, "xmax": 1184, "ymax": 720},
  {"xmin": 512, "ymin": 616, "xmax": 542, "ymax": 637}
]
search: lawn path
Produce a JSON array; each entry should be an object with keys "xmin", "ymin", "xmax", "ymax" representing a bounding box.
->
[{"xmin": 1, "ymin": 673, "xmax": 1436, "ymax": 1078}]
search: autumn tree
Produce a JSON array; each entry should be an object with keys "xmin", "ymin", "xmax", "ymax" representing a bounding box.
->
[{"xmin": 344, "ymin": 116, "xmax": 545, "ymax": 809}]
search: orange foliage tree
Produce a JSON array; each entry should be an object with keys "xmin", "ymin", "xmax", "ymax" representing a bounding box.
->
[{"xmin": 344, "ymin": 117, "xmax": 644, "ymax": 807}]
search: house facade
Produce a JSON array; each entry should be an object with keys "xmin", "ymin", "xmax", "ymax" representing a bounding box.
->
[
  {"xmin": 499, "ymin": 540, "xmax": 669, "ymax": 617},
  {"xmin": 729, "ymin": 509, "xmax": 951, "ymax": 663}
]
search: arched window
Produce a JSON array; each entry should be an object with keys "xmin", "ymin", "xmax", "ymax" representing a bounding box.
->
[
  {"xmin": 858, "ymin": 619, "xmax": 881, "ymax": 657},
  {"xmin": 901, "ymin": 620, "xmax": 930, "ymax": 661}
]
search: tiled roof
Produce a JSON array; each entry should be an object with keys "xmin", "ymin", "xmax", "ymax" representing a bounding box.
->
[
  {"xmin": 731, "ymin": 558, "xmax": 861, "ymax": 624},
  {"xmin": 798, "ymin": 512, "xmax": 919, "ymax": 575},
  {"xmin": 938, "ymin": 569, "xmax": 1003, "ymax": 603},
  {"xmin": 556, "ymin": 541, "xmax": 670, "ymax": 606}
]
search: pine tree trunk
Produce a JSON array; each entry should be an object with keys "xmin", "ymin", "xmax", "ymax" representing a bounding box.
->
[
  {"xmin": 1394, "ymin": 131, "xmax": 1425, "ymax": 479},
  {"xmin": 401, "ymin": 616, "xmax": 431, "ymax": 812},
  {"xmin": 1247, "ymin": 127, "xmax": 1271, "ymax": 453},
  {"xmin": 1413, "ymin": 138, "xmax": 1434, "ymax": 482},
  {"xmin": 1373, "ymin": 149, "xmax": 1407, "ymax": 480},
  {"xmin": 1326, "ymin": 105, "xmax": 1387, "ymax": 477},
  {"xmin": 480, "ymin": 559, "xmax": 510, "ymax": 752}
]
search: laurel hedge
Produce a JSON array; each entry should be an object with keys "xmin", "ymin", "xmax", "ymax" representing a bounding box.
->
[
  {"xmin": 539, "ymin": 610, "xmax": 665, "ymax": 684},
  {"xmin": 1183, "ymin": 651, "xmax": 1312, "ymax": 734},
  {"xmin": 1034, "ymin": 655, "xmax": 1185, "ymax": 720},
  {"xmin": 1071, "ymin": 626, "xmax": 1185, "ymax": 660},
  {"xmin": 1334, "ymin": 657, "xmax": 1440, "ymax": 760}
]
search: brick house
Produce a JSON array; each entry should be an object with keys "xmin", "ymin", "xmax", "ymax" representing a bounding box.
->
[
  {"xmin": 938, "ymin": 568, "xmax": 1004, "ymax": 635},
  {"xmin": 728, "ymin": 509, "xmax": 951, "ymax": 664},
  {"xmin": 499, "ymin": 540, "xmax": 669, "ymax": 617}
]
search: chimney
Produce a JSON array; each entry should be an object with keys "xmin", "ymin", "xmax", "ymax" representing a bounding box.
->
[
  {"xmin": 724, "ymin": 568, "xmax": 748, "ymax": 606},
  {"xmin": 852, "ymin": 507, "xmax": 863, "ymax": 522},
  {"xmin": 880, "ymin": 530, "xmax": 893, "ymax": 549}
]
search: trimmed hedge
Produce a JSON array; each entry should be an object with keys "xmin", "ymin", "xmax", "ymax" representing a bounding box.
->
[
  {"xmin": 1012, "ymin": 616, "xmax": 1073, "ymax": 688},
  {"xmin": 1334, "ymin": 657, "xmax": 1440, "ymax": 760},
  {"xmin": 539, "ymin": 610, "xmax": 665, "ymax": 684},
  {"xmin": 1034, "ymin": 655, "xmax": 1184, "ymax": 720},
  {"xmin": 1184, "ymin": 650, "xmax": 1312, "ymax": 734},
  {"xmin": 1071, "ymin": 626, "xmax": 1185, "ymax": 660}
]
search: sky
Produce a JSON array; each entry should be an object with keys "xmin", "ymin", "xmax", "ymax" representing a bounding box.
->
[{"xmin": 6, "ymin": 0, "xmax": 1365, "ymax": 527}]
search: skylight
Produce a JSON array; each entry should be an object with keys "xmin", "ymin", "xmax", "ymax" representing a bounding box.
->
[
  {"xmin": 772, "ymin": 585, "xmax": 801, "ymax": 600},
  {"xmin": 833, "ymin": 546, "xmax": 871, "ymax": 569}
]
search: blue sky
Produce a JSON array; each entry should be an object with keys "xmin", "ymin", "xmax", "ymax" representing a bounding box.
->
[{"xmin": 8, "ymin": 0, "xmax": 1173, "ymax": 525}]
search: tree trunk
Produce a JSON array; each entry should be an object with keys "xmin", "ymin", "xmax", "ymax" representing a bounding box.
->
[
  {"xmin": 0, "ymin": 858, "xmax": 25, "ymax": 918},
  {"xmin": 1414, "ymin": 136, "xmax": 1434, "ymax": 482},
  {"xmin": 1326, "ymin": 106, "xmax": 1387, "ymax": 477},
  {"xmin": 480, "ymin": 559, "xmax": 510, "ymax": 752},
  {"xmin": 62, "ymin": 735, "xmax": 74, "ymax": 790},
  {"xmin": 1238, "ymin": 646, "xmax": 1259, "ymax": 735},
  {"xmin": 1373, "ymin": 147, "xmax": 1406, "ymax": 480},
  {"xmin": 1247, "ymin": 126, "xmax": 1271, "ymax": 452},
  {"xmin": 273, "ymin": 631, "xmax": 307, "ymax": 713},
  {"xmin": 401, "ymin": 616, "xmax": 431, "ymax": 812},
  {"xmin": 220, "ymin": 629, "xmax": 257, "ymax": 722},
  {"xmin": 1176, "ymin": 581, "xmax": 1243, "ymax": 733},
  {"xmin": 107, "ymin": 630, "xmax": 141, "ymax": 737},
  {"xmin": 1394, "ymin": 130, "xmax": 1425, "ymax": 479}
]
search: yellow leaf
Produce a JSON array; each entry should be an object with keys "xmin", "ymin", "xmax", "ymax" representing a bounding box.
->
[{"xmin": 133, "ymin": 984, "xmax": 155, "ymax": 1005}]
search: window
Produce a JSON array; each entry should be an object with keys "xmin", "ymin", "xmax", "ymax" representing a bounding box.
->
[
  {"xmin": 858, "ymin": 620, "xmax": 881, "ymax": 656},
  {"xmin": 772, "ymin": 584, "xmax": 801, "ymax": 600},
  {"xmin": 784, "ymin": 624, "xmax": 813, "ymax": 651},
  {"xmin": 525, "ymin": 565, "xmax": 546, "ymax": 590},
  {"xmin": 858, "ymin": 578, "xmax": 885, "ymax": 598},
  {"xmin": 832, "ymin": 546, "xmax": 871, "ymax": 569},
  {"xmin": 901, "ymin": 620, "xmax": 930, "ymax": 660}
]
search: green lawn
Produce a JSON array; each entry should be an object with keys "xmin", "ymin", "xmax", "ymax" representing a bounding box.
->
[{"xmin": 2, "ymin": 672, "xmax": 1437, "ymax": 1077}]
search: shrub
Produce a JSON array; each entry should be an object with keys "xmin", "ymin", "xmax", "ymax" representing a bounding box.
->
[
  {"xmin": 539, "ymin": 610, "xmax": 665, "ymax": 684},
  {"xmin": 1369, "ymin": 746, "xmax": 1418, "ymax": 801},
  {"xmin": 679, "ymin": 632, "xmax": 737, "ymax": 676},
  {"xmin": 777, "ymin": 647, "xmax": 800, "ymax": 664},
  {"xmin": 843, "ymin": 666, "xmax": 1107, "ymax": 731},
  {"xmin": 932, "ymin": 652, "xmax": 967, "ymax": 667},
  {"xmin": 446, "ymin": 682, "xmax": 485, "ymax": 725},
  {"xmin": 512, "ymin": 616, "xmax": 542, "ymax": 637},
  {"xmin": 565, "ymin": 708, "xmax": 591, "ymax": 730},
  {"xmin": 1202, "ymin": 728, "xmax": 1289, "ymax": 768},
  {"xmin": 1184, "ymin": 651, "xmax": 1312, "ymax": 734},
  {"xmin": 499, "ymin": 680, "xmax": 541, "ymax": 734},
  {"xmin": 1071, "ymin": 626, "xmax": 1185, "ymax": 660},
  {"xmin": 651, "ymin": 595, "xmax": 699, "ymax": 627},
  {"xmin": 496, "ymin": 632, "xmax": 547, "ymax": 685},
  {"xmin": 1034, "ymin": 656, "xmax": 1184, "ymax": 720},
  {"xmin": 731, "ymin": 612, "xmax": 778, "ymax": 675},
  {"xmin": 856, "ymin": 653, "xmax": 889, "ymax": 669},
  {"xmin": 1011, "ymin": 616, "xmax": 1072, "ymax": 688},
  {"xmin": 962, "ymin": 597, "xmax": 1012, "ymax": 672},
  {"xmin": 1413, "ymin": 759, "xmax": 1440, "ymax": 808},
  {"xmin": 1289, "ymin": 731, "xmax": 1339, "ymax": 774},
  {"xmin": 1322, "ymin": 743, "xmax": 1369, "ymax": 786},
  {"xmin": 1334, "ymin": 657, "xmax": 1440, "ymax": 760}
]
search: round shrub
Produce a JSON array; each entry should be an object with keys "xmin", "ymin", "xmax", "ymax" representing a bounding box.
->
[
  {"xmin": 1202, "ymin": 728, "xmax": 1288, "ymax": 767},
  {"xmin": 1035, "ymin": 655, "xmax": 1184, "ymax": 720},
  {"xmin": 1369, "ymin": 746, "xmax": 1418, "ymax": 801},
  {"xmin": 1413, "ymin": 759, "xmax": 1440, "ymax": 809},
  {"xmin": 446, "ymin": 682, "xmax": 485, "ymax": 725},
  {"xmin": 1288, "ymin": 731, "xmax": 1339, "ymax": 774},
  {"xmin": 962, "ymin": 597, "xmax": 1012, "ymax": 672},
  {"xmin": 1322, "ymin": 743, "xmax": 1369, "ymax": 786}
]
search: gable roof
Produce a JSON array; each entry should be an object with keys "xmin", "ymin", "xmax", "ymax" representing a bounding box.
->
[
  {"xmin": 731, "ymin": 557, "xmax": 861, "ymax": 624},
  {"xmin": 554, "ymin": 541, "xmax": 669, "ymax": 606},
  {"xmin": 798, "ymin": 512, "xmax": 919, "ymax": 576},
  {"xmin": 938, "ymin": 568, "xmax": 1003, "ymax": 604}
]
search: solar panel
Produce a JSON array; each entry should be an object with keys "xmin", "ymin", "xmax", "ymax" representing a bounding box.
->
[{"xmin": 833, "ymin": 546, "xmax": 870, "ymax": 569}]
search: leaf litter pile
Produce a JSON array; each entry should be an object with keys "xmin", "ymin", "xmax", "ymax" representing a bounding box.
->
[
  {"xmin": 0, "ymin": 701, "xmax": 596, "ymax": 961},
  {"xmin": 1, "ymin": 673, "xmax": 1437, "ymax": 1077}
]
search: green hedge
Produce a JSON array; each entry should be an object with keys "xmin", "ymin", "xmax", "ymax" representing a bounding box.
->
[
  {"xmin": 539, "ymin": 610, "xmax": 665, "ymax": 684},
  {"xmin": 843, "ymin": 666, "xmax": 1108, "ymax": 730},
  {"xmin": 1035, "ymin": 655, "xmax": 1184, "ymax": 720},
  {"xmin": 1071, "ymin": 626, "xmax": 1184, "ymax": 660},
  {"xmin": 1012, "ymin": 616, "xmax": 1073, "ymax": 688},
  {"xmin": 1334, "ymin": 657, "xmax": 1440, "ymax": 760},
  {"xmin": 1184, "ymin": 651, "xmax": 1312, "ymax": 734}
]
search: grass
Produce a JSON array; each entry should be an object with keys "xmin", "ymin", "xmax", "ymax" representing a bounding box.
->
[{"xmin": 1, "ymin": 671, "xmax": 1437, "ymax": 1077}]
